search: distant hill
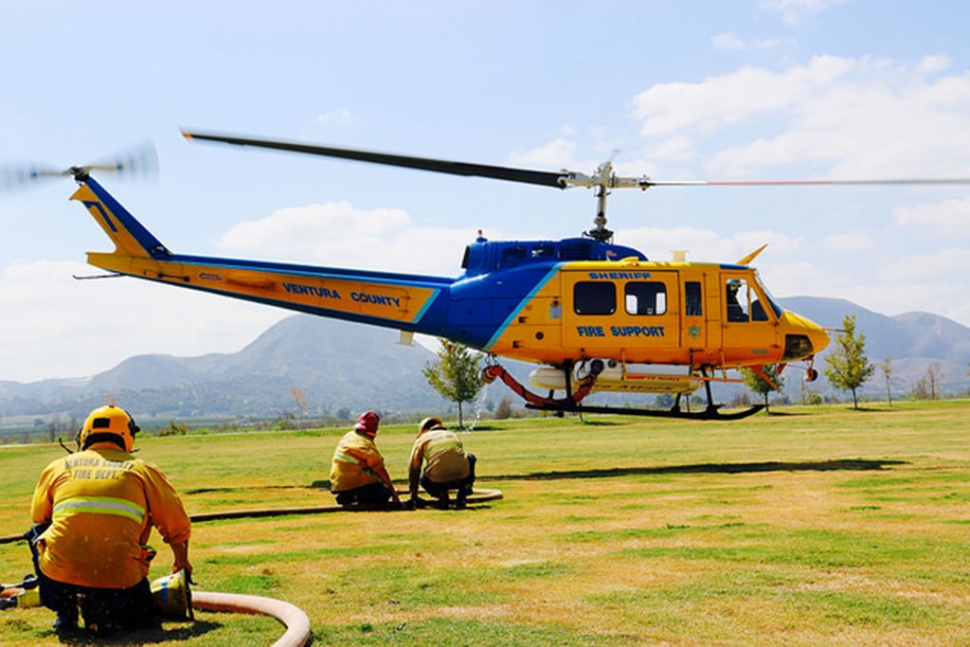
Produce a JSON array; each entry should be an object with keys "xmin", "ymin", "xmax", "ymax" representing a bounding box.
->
[
  {"xmin": 1, "ymin": 297, "xmax": 968, "ymax": 423},
  {"xmin": 0, "ymin": 316, "xmax": 450, "ymax": 421},
  {"xmin": 779, "ymin": 297, "xmax": 970, "ymax": 396}
]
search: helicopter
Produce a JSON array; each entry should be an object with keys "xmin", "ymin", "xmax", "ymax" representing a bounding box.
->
[{"xmin": 20, "ymin": 132, "xmax": 967, "ymax": 419}]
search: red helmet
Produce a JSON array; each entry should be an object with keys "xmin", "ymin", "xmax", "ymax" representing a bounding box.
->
[{"xmin": 354, "ymin": 411, "xmax": 380, "ymax": 435}]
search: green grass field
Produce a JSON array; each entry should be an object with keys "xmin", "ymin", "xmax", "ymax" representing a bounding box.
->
[{"xmin": 0, "ymin": 401, "xmax": 967, "ymax": 645}]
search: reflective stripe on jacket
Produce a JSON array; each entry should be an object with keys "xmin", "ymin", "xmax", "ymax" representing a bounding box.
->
[{"xmin": 329, "ymin": 430, "xmax": 385, "ymax": 492}]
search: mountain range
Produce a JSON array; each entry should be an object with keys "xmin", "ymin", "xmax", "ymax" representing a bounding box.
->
[{"xmin": 1, "ymin": 296, "xmax": 968, "ymax": 424}]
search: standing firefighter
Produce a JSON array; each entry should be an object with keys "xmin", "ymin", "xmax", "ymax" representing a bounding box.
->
[
  {"xmin": 408, "ymin": 417, "xmax": 476, "ymax": 508},
  {"xmin": 329, "ymin": 411, "xmax": 401, "ymax": 507},
  {"xmin": 29, "ymin": 405, "xmax": 192, "ymax": 636}
]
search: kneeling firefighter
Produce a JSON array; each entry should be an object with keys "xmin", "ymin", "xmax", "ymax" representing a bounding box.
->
[
  {"xmin": 28, "ymin": 405, "xmax": 193, "ymax": 636},
  {"xmin": 408, "ymin": 417, "xmax": 476, "ymax": 508}
]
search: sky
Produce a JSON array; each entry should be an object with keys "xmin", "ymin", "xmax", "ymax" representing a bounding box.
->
[{"xmin": 2, "ymin": 0, "xmax": 969, "ymax": 383}]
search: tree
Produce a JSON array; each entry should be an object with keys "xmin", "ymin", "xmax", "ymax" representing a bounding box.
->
[
  {"xmin": 741, "ymin": 364, "xmax": 784, "ymax": 413},
  {"xmin": 881, "ymin": 357, "xmax": 894, "ymax": 406},
  {"xmin": 915, "ymin": 362, "xmax": 943, "ymax": 400},
  {"xmin": 291, "ymin": 387, "xmax": 309, "ymax": 427},
  {"xmin": 493, "ymin": 396, "xmax": 514, "ymax": 420},
  {"xmin": 823, "ymin": 313, "xmax": 875, "ymax": 409},
  {"xmin": 422, "ymin": 339, "xmax": 485, "ymax": 429},
  {"xmin": 928, "ymin": 362, "xmax": 943, "ymax": 399}
]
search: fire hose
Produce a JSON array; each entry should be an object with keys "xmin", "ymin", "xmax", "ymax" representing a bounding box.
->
[{"xmin": 193, "ymin": 590, "xmax": 310, "ymax": 647}]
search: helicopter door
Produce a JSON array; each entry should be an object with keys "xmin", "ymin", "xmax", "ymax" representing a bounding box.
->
[
  {"xmin": 721, "ymin": 274, "xmax": 779, "ymax": 364},
  {"xmin": 562, "ymin": 270, "xmax": 680, "ymax": 361},
  {"xmin": 681, "ymin": 277, "xmax": 707, "ymax": 353}
]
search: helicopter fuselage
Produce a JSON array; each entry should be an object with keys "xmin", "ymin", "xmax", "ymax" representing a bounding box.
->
[{"xmin": 75, "ymin": 177, "xmax": 828, "ymax": 392}]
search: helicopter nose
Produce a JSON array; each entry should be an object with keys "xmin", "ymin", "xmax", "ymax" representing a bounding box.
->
[{"xmin": 780, "ymin": 311, "xmax": 830, "ymax": 361}]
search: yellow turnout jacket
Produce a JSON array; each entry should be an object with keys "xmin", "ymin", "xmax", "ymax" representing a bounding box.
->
[
  {"xmin": 409, "ymin": 428, "xmax": 470, "ymax": 484},
  {"xmin": 329, "ymin": 430, "xmax": 385, "ymax": 492},
  {"xmin": 31, "ymin": 442, "xmax": 191, "ymax": 590}
]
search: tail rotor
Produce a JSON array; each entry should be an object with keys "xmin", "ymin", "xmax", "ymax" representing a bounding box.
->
[{"xmin": 1, "ymin": 142, "xmax": 157, "ymax": 190}]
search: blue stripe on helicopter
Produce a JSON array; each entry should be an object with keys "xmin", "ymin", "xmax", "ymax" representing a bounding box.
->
[
  {"xmin": 82, "ymin": 201, "xmax": 118, "ymax": 232},
  {"xmin": 483, "ymin": 263, "xmax": 564, "ymax": 351}
]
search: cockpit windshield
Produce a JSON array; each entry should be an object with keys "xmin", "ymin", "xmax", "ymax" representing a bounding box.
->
[{"xmin": 753, "ymin": 271, "xmax": 784, "ymax": 318}]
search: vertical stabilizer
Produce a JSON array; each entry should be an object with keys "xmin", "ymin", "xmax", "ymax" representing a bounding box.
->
[{"xmin": 71, "ymin": 177, "xmax": 169, "ymax": 259}]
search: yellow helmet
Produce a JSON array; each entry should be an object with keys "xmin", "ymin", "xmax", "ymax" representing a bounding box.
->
[
  {"xmin": 150, "ymin": 569, "xmax": 193, "ymax": 620},
  {"xmin": 77, "ymin": 405, "xmax": 140, "ymax": 453},
  {"xmin": 418, "ymin": 417, "xmax": 444, "ymax": 433}
]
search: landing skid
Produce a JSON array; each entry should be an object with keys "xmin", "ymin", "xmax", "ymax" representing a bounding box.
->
[
  {"xmin": 483, "ymin": 361, "xmax": 764, "ymax": 421},
  {"xmin": 524, "ymin": 402, "xmax": 765, "ymax": 420}
]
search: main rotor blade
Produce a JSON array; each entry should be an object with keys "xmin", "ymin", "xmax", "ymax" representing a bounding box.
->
[
  {"xmin": 645, "ymin": 178, "xmax": 970, "ymax": 187},
  {"xmin": 182, "ymin": 130, "xmax": 567, "ymax": 189}
]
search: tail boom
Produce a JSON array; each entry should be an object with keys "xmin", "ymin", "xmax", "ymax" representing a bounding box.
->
[{"xmin": 75, "ymin": 178, "xmax": 450, "ymax": 333}]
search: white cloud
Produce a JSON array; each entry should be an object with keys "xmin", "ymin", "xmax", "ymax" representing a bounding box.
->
[
  {"xmin": 763, "ymin": 260, "xmax": 827, "ymax": 295},
  {"xmin": 712, "ymin": 32, "xmax": 747, "ymax": 51},
  {"xmin": 631, "ymin": 55, "xmax": 970, "ymax": 180},
  {"xmin": 506, "ymin": 139, "xmax": 576, "ymax": 169},
  {"xmin": 646, "ymin": 136, "xmax": 695, "ymax": 163},
  {"xmin": 881, "ymin": 247, "xmax": 970, "ymax": 281},
  {"xmin": 315, "ymin": 108, "xmax": 353, "ymax": 124},
  {"xmin": 632, "ymin": 56, "xmax": 855, "ymax": 140},
  {"xmin": 895, "ymin": 197, "xmax": 970, "ymax": 236},
  {"xmin": 761, "ymin": 0, "xmax": 849, "ymax": 25},
  {"xmin": 824, "ymin": 231, "xmax": 875, "ymax": 251},
  {"xmin": 711, "ymin": 32, "xmax": 782, "ymax": 51},
  {"xmin": 916, "ymin": 54, "xmax": 952, "ymax": 74},
  {"xmin": 840, "ymin": 281, "xmax": 963, "ymax": 320},
  {"xmin": 217, "ymin": 201, "xmax": 411, "ymax": 249}
]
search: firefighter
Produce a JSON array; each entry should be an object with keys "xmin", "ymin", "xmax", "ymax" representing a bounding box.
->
[
  {"xmin": 329, "ymin": 411, "xmax": 401, "ymax": 507},
  {"xmin": 408, "ymin": 417, "xmax": 476, "ymax": 509},
  {"xmin": 29, "ymin": 405, "xmax": 192, "ymax": 636}
]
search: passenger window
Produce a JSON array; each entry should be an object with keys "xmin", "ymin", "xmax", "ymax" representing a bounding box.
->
[
  {"xmin": 501, "ymin": 246, "xmax": 527, "ymax": 267},
  {"xmin": 531, "ymin": 244, "xmax": 555, "ymax": 258},
  {"xmin": 625, "ymin": 282, "xmax": 667, "ymax": 315},
  {"xmin": 685, "ymin": 281, "xmax": 702, "ymax": 316},
  {"xmin": 574, "ymin": 282, "xmax": 616, "ymax": 315}
]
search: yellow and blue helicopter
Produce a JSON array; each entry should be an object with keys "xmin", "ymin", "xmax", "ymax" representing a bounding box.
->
[{"xmin": 24, "ymin": 132, "xmax": 965, "ymax": 419}]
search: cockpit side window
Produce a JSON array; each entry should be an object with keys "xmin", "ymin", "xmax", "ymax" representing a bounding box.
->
[
  {"xmin": 750, "ymin": 294, "xmax": 769, "ymax": 321},
  {"xmin": 726, "ymin": 276, "xmax": 773, "ymax": 322},
  {"xmin": 725, "ymin": 278, "xmax": 749, "ymax": 322}
]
